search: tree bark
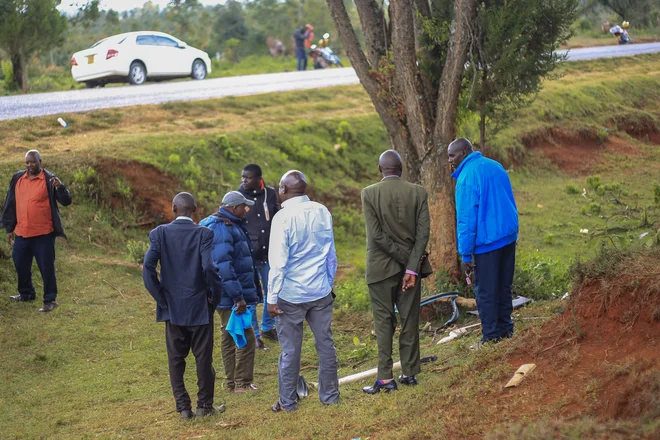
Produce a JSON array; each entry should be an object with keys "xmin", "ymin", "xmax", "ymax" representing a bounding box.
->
[{"xmin": 11, "ymin": 52, "xmax": 27, "ymax": 92}]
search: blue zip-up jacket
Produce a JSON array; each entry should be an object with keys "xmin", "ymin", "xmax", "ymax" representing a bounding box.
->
[
  {"xmin": 451, "ymin": 151, "xmax": 518, "ymax": 263},
  {"xmin": 200, "ymin": 209, "xmax": 260, "ymax": 309}
]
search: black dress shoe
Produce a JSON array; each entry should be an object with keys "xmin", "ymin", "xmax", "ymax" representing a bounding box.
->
[
  {"xmin": 39, "ymin": 301, "xmax": 59, "ymax": 313},
  {"xmin": 398, "ymin": 375, "xmax": 418, "ymax": 386},
  {"xmin": 10, "ymin": 295, "xmax": 35, "ymax": 302},
  {"xmin": 179, "ymin": 409, "xmax": 194, "ymax": 420},
  {"xmin": 262, "ymin": 328, "xmax": 278, "ymax": 341},
  {"xmin": 196, "ymin": 404, "xmax": 226, "ymax": 417},
  {"xmin": 363, "ymin": 379, "xmax": 398, "ymax": 394}
]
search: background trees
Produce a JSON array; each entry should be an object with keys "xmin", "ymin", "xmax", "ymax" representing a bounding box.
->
[{"xmin": 0, "ymin": 0, "xmax": 67, "ymax": 91}]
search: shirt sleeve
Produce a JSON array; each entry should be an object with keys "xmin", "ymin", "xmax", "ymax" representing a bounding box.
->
[
  {"xmin": 456, "ymin": 182, "xmax": 479, "ymax": 263},
  {"xmin": 267, "ymin": 214, "xmax": 289, "ymax": 304},
  {"xmin": 325, "ymin": 210, "xmax": 338, "ymax": 288}
]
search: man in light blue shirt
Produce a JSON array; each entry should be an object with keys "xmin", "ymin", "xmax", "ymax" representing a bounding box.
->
[{"xmin": 267, "ymin": 170, "xmax": 339, "ymax": 412}]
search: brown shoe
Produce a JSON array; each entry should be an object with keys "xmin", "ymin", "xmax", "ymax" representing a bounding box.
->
[{"xmin": 234, "ymin": 384, "xmax": 258, "ymax": 393}]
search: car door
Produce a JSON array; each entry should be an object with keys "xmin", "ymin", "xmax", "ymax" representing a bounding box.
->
[
  {"xmin": 135, "ymin": 35, "xmax": 164, "ymax": 76},
  {"xmin": 153, "ymin": 36, "xmax": 189, "ymax": 76}
]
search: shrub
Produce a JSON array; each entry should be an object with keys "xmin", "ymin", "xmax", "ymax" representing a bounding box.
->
[
  {"xmin": 586, "ymin": 175, "xmax": 601, "ymax": 190},
  {"xmin": 654, "ymin": 182, "xmax": 660, "ymax": 205},
  {"xmin": 333, "ymin": 281, "xmax": 371, "ymax": 311},
  {"xmin": 513, "ymin": 254, "xmax": 569, "ymax": 300},
  {"xmin": 127, "ymin": 240, "xmax": 150, "ymax": 264},
  {"xmin": 73, "ymin": 166, "xmax": 101, "ymax": 203},
  {"xmin": 578, "ymin": 18, "xmax": 592, "ymax": 32},
  {"xmin": 566, "ymin": 183, "xmax": 580, "ymax": 195},
  {"xmin": 1, "ymin": 60, "xmax": 16, "ymax": 92}
]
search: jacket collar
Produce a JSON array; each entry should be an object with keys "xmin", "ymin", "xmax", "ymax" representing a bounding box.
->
[
  {"xmin": 218, "ymin": 208, "xmax": 244, "ymax": 224},
  {"xmin": 451, "ymin": 151, "xmax": 482, "ymax": 179},
  {"xmin": 239, "ymin": 184, "xmax": 265, "ymax": 196},
  {"xmin": 281, "ymin": 195, "xmax": 310, "ymax": 208}
]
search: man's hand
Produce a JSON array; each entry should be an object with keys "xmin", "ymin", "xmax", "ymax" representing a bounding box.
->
[
  {"xmin": 267, "ymin": 303, "xmax": 284, "ymax": 318},
  {"xmin": 234, "ymin": 299, "xmax": 247, "ymax": 315},
  {"xmin": 461, "ymin": 261, "xmax": 475, "ymax": 283},
  {"xmin": 50, "ymin": 176, "xmax": 62, "ymax": 189},
  {"xmin": 402, "ymin": 273, "xmax": 417, "ymax": 291},
  {"xmin": 7, "ymin": 232, "xmax": 14, "ymax": 247}
]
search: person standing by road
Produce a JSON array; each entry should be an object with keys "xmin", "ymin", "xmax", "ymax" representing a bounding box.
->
[
  {"xmin": 238, "ymin": 164, "xmax": 280, "ymax": 350},
  {"xmin": 268, "ymin": 170, "xmax": 339, "ymax": 412},
  {"xmin": 142, "ymin": 193, "xmax": 225, "ymax": 419},
  {"xmin": 448, "ymin": 138, "xmax": 519, "ymax": 346},
  {"xmin": 293, "ymin": 24, "xmax": 313, "ymax": 71},
  {"xmin": 1, "ymin": 150, "xmax": 72, "ymax": 312},
  {"xmin": 200, "ymin": 191, "xmax": 260, "ymax": 393},
  {"xmin": 361, "ymin": 150, "xmax": 432, "ymax": 394}
]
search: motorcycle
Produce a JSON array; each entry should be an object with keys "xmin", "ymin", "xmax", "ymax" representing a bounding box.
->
[
  {"xmin": 309, "ymin": 33, "xmax": 343, "ymax": 69},
  {"xmin": 609, "ymin": 24, "xmax": 633, "ymax": 44}
]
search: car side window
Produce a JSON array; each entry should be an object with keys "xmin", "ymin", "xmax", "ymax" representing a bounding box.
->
[
  {"xmin": 136, "ymin": 35, "xmax": 157, "ymax": 46},
  {"xmin": 154, "ymin": 36, "xmax": 179, "ymax": 48}
]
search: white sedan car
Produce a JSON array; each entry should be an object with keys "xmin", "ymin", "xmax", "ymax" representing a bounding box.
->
[{"xmin": 71, "ymin": 31, "xmax": 212, "ymax": 87}]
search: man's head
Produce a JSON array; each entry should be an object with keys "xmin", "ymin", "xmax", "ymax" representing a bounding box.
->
[
  {"xmin": 378, "ymin": 149, "xmax": 403, "ymax": 178},
  {"xmin": 279, "ymin": 170, "xmax": 307, "ymax": 203},
  {"xmin": 25, "ymin": 150, "xmax": 42, "ymax": 176},
  {"xmin": 172, "ymin": 192, "xmax": 196, "ymax": 218},
  {"xmin": 447, "ymin": 138, "xmax": 474, "ymax": 171},
  {"xmin": 241, "ymin": 163, "xmax": 263, "ymax": 191},
  {"xmin": 221, "ymin": 191, "xmax": 255, "ymax": 218}
]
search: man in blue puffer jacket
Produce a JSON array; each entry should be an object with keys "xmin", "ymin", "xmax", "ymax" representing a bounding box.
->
[
  {"xmin": 200, "ymin": 191, "xmax": 261, "ymax": 392},
  {"xmin": 448, "ymin": 138, "xmax": 519, "ymax": 345}
]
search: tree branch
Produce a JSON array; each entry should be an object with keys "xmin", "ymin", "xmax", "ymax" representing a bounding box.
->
[
  {"xmin": 354, "ymin": 0, "xmax": 388, "ymax": 69},
  {"xmin": 433, "ymin": 0, "xmax": 478, "ymax": 146},
  {"xmin": 391, "ymin": 0, "xmax": 430, "ymax": 161}
]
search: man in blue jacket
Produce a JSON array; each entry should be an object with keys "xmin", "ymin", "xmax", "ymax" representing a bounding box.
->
[
  {"xmin": 200, "ymin": 191, "xmax": 261, "ymax": 393},
  {"xmin": 448, "ymin": 138, "xmax": 519, "ymax": 345},
  {"xmin": 143, "ymin": 192, "xmax": 225, "ymax": 419}
]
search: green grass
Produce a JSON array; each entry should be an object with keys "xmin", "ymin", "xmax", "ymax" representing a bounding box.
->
[{"xmin": 1, "ymin": 54, "xmax": 660, "ymax": 438}]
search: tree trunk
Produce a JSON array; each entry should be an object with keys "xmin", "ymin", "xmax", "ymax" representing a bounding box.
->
[
  {"xmin": 479, "ymin": 111, "xmax": 486, "ymax": 154},
  {"xmin": 11, "ymin": 52, "xmax": 27, "ymax": 92}
]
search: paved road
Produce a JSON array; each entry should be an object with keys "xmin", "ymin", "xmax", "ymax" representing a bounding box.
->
[{"xmin": 1, "ymin": 42, "xmax": 659, "ymax": 121}]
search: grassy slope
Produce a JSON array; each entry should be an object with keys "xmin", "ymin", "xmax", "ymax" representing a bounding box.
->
[{"xmin": 1, "ymin": 55, "xmax": 660, "ymax": 438}]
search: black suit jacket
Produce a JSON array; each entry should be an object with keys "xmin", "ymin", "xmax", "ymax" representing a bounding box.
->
[{"xmin": 142, "ymin": 219, "xmax": 223, "ymax": 326}]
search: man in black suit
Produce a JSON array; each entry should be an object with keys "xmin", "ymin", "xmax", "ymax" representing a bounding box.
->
[{"xmin": 143, "ymin": 192, "xmax": 225, "ymax": 420}]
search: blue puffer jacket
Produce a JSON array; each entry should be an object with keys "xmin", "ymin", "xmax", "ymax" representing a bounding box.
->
[
  {"xmin": 199, "ymin": 209, "xmax": 260, "ymax": 309},
  {"xmin": 451, "ymin": 151, "xmax": 519, "ymax": 263}
]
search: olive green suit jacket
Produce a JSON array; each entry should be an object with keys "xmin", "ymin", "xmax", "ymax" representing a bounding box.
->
[{"xmin": 361, "ymin": 177, "xmax": 432, "ymax": 285}]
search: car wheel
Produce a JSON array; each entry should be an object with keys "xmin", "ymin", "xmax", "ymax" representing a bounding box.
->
[
  {"xmin": 191, "ymin": 59, "xmax": 207, "ymax": 80},
  {"xmin": 128, "ymin": 61, "xmax": 147, "ymax": 85}
]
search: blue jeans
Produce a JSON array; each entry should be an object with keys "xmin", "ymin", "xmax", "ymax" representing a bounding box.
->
[
  {"xmin": 13, "ymin": 233, "xmax": 58, "ymax": 303},
  {"xmin": 251, "ymin": 262, "xmax": 275, "ymax": 338},
  {"xmin": 296, "ymin": 48, "xmax": 308, "ymax": 71},
  {"xmin": 473, "ymin": 241, "xmax": 516, "ymax": 342}
]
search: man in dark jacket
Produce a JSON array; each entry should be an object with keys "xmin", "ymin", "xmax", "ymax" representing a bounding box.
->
[
  {"xmin": 238, "ymin": 163, "xmax": 280, "ymax": 349},
  {"xmin": 143, "ymin": 192, "xmax": 225, "ymax": 419},
  {"xmin": 1, "ymin": 150, "xmax": 72, "ymax": 312},
  {"xmin": 448, "ymin": 138, "xmax": 519, "ymax": 346},
  {"xmin": 200, "ymin": 191, "xmax": 260, "ymax": 392},
  {"xmin": 293, "ymin": 24, "xmax": 312, "ymax": 71}
]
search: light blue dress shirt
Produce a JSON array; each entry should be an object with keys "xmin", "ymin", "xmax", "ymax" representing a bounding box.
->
[{"xmin": 267, "ymin": 195, "xmax": 338, "ymax": 304}]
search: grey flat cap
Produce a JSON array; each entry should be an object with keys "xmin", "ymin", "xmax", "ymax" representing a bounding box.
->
[{"xmin": 221, "ymin": 191, "xmax": 255, "ymax": 207}]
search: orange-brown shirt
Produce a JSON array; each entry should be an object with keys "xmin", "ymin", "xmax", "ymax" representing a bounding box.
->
[{"xmin": 14, "ymin": 171, "xmax": 53, "ymax": 238}]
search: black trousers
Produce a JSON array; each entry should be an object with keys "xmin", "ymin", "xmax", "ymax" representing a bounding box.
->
[
  {"xmin": 165, "ymin": 308, "xmax": 215, "ymax": 412},
  {"xmin": 12, "ymin": 233, "xmax": 58, "ymax": 303}
]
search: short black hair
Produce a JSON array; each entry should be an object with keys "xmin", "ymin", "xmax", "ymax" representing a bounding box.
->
[{"xmin": 243, "ymin": 163, "xmax": 262, "ymax": 177}]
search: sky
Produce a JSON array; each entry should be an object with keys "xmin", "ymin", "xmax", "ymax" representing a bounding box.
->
[{"xmin": 58, "ymin": 0, "xmax": 226, "ymax": 14}]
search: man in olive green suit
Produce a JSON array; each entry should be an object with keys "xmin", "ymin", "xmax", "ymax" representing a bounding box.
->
[{"xmin": 361, "ymin": 150, "xmax": 432, "ymax": 394}]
